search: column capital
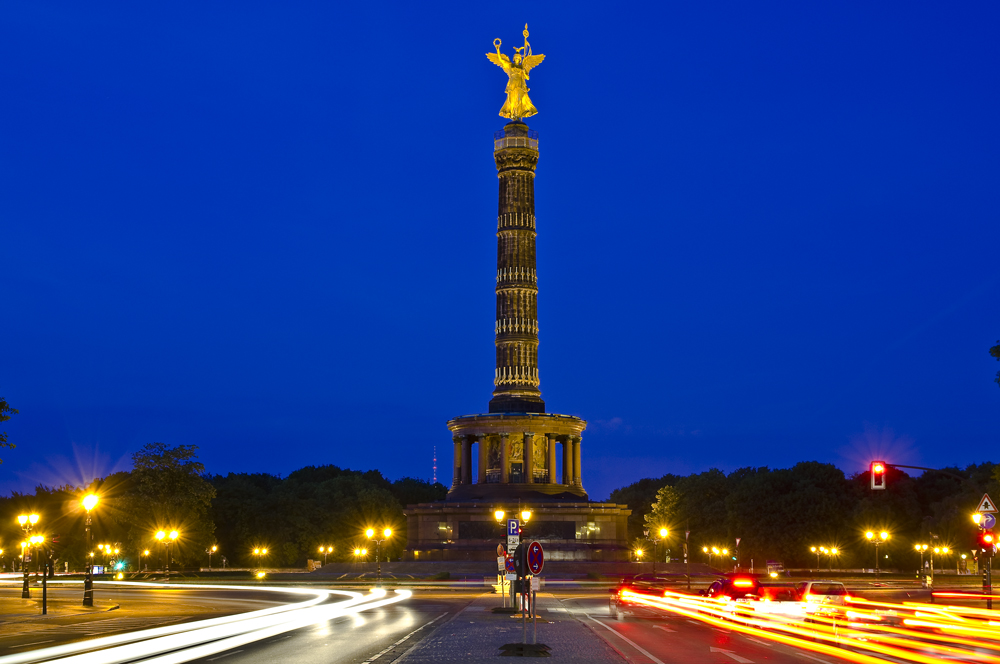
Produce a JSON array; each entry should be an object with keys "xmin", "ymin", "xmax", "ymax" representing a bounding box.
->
[
  {"xmin": 523, "ymin": 432, "xmax": 535, "ymax": 437},
  {"xmin": 499, "ymin": 432, "xmax": 510, "ymax": 439}
]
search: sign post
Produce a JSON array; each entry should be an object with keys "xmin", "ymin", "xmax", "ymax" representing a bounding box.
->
[{"xmin": 526, "ymin": 542, "xmax": 544, "ymax": 644}]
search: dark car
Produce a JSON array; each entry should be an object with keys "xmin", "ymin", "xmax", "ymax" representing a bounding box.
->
[{"xmin": 609, "ymin": 574, "xmax": 676, "ymax": 620}]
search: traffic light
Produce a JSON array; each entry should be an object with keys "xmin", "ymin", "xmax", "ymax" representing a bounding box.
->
[
  {"xmin": 870, "ymin": 461, "xmax": 887, "ymax": 490},
  {"xmin": 979, "ymin": 531, "xmax": 996, "ymax": 557}
]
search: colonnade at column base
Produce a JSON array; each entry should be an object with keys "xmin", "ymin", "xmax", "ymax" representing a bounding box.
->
[{"xmin": 445, "ymin": 412, "xmax": 587, "ymax": 502}]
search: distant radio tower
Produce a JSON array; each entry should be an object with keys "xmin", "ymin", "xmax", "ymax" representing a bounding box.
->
[{"xmin": 432, "ymin": 446, "xmax": 437, "ymax": 484}]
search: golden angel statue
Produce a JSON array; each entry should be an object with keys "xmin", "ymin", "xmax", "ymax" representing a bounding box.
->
[{"xmin": 486, "ymin": 25, "xmax": 546, "ymax": 120}]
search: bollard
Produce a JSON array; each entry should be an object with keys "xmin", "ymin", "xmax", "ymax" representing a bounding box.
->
[{"xmin": 42, "ymin": 563, "xmax": 48, "ymax": 615}]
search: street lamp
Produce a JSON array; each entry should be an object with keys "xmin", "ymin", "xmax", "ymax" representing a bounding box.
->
[
  {"xmin": 915, "ymin": 543, "xmax": 928, "ymax": 575},
  {"xmin": 318, "ymin": 546, "xmax": 332, "ymax": 566},
  {"xmin": 829, "ymin": 547, "xmax": 839, "ymax": 570},
  {"xmin": 865, "ymin": 531, "xmax": 889, "ymax": 579},
  {"xmin": 155, "ymin": 530, "xmax": 180, "ymax": 580},
  {"xmin": 17, "ymin": 513, "xmax": 39, "ymax": 599},
  {"xmin": 81, "ymin": 493, "xmax": 99, "ymax": 606},
  {"xmin": 207, "ymin": 545, "xmax": 218, "ymax": 571},
  {"xmin": 643, "ymin": 528, "xmax": 668, "ymax": 574},
  {"xmin": 932, "ymin": 546, "xmax": 950, "ymax": 578},
  {"xmin": 253, "ymin": 547, "xmax": 268, "ymax": 574},
  {"xmin": 142, "ymin": 550, "xmax": 150, "ymax": 571},
  {"xmin": 366, "ymin": 527, "xmax": 392, "ymax": 587},
  {"xmin": 634, "ymin": 548, "xmax": 644, "ymax": 562}
]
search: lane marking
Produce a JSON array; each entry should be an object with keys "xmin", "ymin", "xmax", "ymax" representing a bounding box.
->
[
  {"xmin": 742, "ymin": 636, "xmax": 773, "ymax": 647},
  {"xmin": 653, "ymin": 624, "xmax": 676, "ymax": 633},
  {"xmin": 710, "ymin": 647, "xmax": 754, "ymax": 663},
  {"xmin": 794, "ymin": 654, "xmax": 833, "ymax": 664},
  {"xmin": 686, "ymin": 619, "xmax": 701, "ymax": 625},
  {"xmin": 586, "ymin": 617, "xmax": 665, "ymax": 664},
  {"xmin": 8, "ymin": 641, "xmax": 55, "ymax": 649},
  {"xmin": 207, "ymin": 650, "xmax": 243, "ymax": 661},
  {"xmin": 359, "ymin": 612, "xmax": 447, "ymax": 664}
]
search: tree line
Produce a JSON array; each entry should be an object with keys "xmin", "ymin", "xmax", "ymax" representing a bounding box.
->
[
  {"xmin": 609, "ymin": 461, "xmax": 1000, "ymax": 570},
  {"xmin": 0, "ymin": 442, "xmax": 446, "ymax": 571}
]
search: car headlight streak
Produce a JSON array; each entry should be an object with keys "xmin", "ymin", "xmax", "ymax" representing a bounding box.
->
[{"xmin": 0, "ymin": 581, "xmax": 408, "ymax": 664}]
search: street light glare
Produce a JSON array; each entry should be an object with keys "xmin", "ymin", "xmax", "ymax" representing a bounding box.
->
[
  {"xmin": 82, "ymin": 493, "xmax": 100, "ymax": 511},
  {"xmin": 494, "ymin": 510, "xmax": 505, "ymax": 521},
  {"xmin": 521, "ymin": 510, "xmax": 531, "ymax": 522},
  {"xmin": 169, "ymin": 530, "xmax": 179, "ymax": 541},
  {"xmin": 384, "ymin": 528, "xmax": 392, "ymax": 538},
  {"xmin": 879, "ymin": 531, "xmax": 889, "ymax": 541},
  {"xmin": 973, "ymin": 513, "xmax": 983, "ymax": 524},
  {"xmin": 155, "ymin": 531, "xmax": 165, "ymax": 541},
  {"xmin": 29, "ymin": 514, "xmax": 39, "ymax": 525},
  {"xmin": 366, "ymin": 528, "xmax": 375, "ymax": 539},
  {"xmin": 659, "ymin": 528, "xmax": 668, "ymax": 538},
  {"xmin": 17, "ymin": 515, "xmax": 27, "ymax": 526},
  {"xmin": 865, "ymin": 531, "xmax": 874, "ymax": 540}
]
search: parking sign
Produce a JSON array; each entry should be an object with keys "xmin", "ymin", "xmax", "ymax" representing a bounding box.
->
[{"xmin": 506, "ymin": 519, "xmax": 520, "ymax": 554}]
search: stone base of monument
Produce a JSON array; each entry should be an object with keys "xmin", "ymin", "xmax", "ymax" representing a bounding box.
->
[
  {"xmin": 499, "ymin": 643, "xmax": 551, "ymax": 657},
  {"xmin": 404, "ymin": 500, "xmax": 632, "ymax": 562}
]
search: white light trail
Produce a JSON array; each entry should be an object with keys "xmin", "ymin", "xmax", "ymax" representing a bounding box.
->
[{"xmin": 0, "ymin": 581, "xmax": 408, "ymax": 664}]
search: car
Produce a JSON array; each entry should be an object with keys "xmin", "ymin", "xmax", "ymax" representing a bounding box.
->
[
  {"xmin": 795, "ymin": 581, "xmax": 849, "ymax": 612},
  {"xmin": 609, "ymin": 574, "xmax": 676, "ymax": 620}
]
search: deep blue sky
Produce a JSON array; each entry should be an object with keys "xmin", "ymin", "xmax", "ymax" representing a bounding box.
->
[{"xmin": 2, "ymin": 2, "xmax": 998, "ymax": 500}]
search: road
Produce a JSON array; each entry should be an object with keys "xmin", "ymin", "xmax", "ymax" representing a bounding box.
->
[
  {"xmin": 4, "ymin": 583, "xmax": 996, "ymax": 663},
  {"xmin": 0, "ymin": 582, "xmax": 476, "ymax": 664},
  {"xmin": 557, "ymin": 591, "xmax": 849, "ymax": 664},
  {"xmin": 0, "ymin": 584, "xmax": 313, "ymax": 652}
]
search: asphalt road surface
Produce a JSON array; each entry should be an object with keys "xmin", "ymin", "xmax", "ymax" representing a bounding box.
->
[
  {"xmin": 0, "ymin": 584, "xmax": 301, "ymax": 652},
  {"xmin": 558, "ymin": 591, "xmax": 856, "ymax": 664},
  {"xmin": 0, "ymin": 583, "xmax": 475, "ymax": 664}
]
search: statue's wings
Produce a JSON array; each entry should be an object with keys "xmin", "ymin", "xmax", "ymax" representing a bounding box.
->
[
  {"xmin": 486, "ymin": 52, "xmax": 511, "ymax": 71},
  {"xmin": 522, "ymin": 53, "xmax": 545, "ymax": 75}
]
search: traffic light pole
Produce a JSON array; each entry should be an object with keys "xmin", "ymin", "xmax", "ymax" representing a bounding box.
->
[{"xmin": 985, "ymin": 558, "xmax": 993, "ymax": 611}]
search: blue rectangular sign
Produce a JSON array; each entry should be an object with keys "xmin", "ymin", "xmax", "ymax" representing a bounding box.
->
[{"xmin": 507, "ymin": 519, "xmax": 519, "ymax": 536}]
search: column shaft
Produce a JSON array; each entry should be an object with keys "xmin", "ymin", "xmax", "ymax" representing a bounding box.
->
[
  {"xmin": 546, "ymin": 434, "xmax": 556, "ymax": 485},
  {"xmin": 500, "ymin": 434, "xmax": 510, "ymax": 484},
  {"xmin": 477, "ymin": 436, "xmax": 487, "ymax": 484},
  {"xmin": 562, "ymin": 438, "xmax": 573, "ymax": 485},
  {"xmin": 524, "ymin": 433, "xmax": 534, "ymax": 484},
  {"xmin": 461, "ymin": 437, "xmax": 472, "ymax": 485},
  {"xmin": 453, "ymin": 438, "xmax": 462, "ymax": 485},
  {"xmin": 573, "ymin": 437, "xmax": 582, "ymax": 486}
]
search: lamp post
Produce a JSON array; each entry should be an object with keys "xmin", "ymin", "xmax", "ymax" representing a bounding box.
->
[
  {"xmin": 17, "ymin": 513, "xmax": 39, "ymax": 598},
  {"xmin": 366, "ymin": 528, "xmax": 392, "ymax": 587},
  {"xmin": 141, "ymin": 550, "xmax": 150, "ymax": 571},
  {"xmin": 253, "ymin": 547, "xmax": 268, "ymax": 575},
  {"xmin": 353, "ymin": 547, "xmax": 367, "ymax": 572},
  {"xmin": 865, "ymin": 531, "xmax": 889, "ymax": 579},
  {"xmin": 932, "ymin": 546, "xmax": 950, "ymax": 580},
  {"xmin": 915, "ymin": 543, "xmax": 928, "ymax": 577},
  {"xmin": 207, "ymin": 545, "xmax": 218, "ymax": 571},
  {"xmin": 156, "ymin": 530, "xmax": 179, "ymax": 580},
  {"xmin": 81, "ymin": 494, "xmax": 99, "ymax": 606},
  {"xmin": 829, "ymin": 547, "xmax": 839, "ymax": 571},
  {"xmin": 811, "ymin": 546, "xmax": 820, "ymax": 570},
  {"xmin": 318, "ymin": 546, "xmax": 332, "ymax": 566}
]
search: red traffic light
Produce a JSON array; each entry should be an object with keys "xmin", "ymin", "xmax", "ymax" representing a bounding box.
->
[
  {"xmin": 870, "ymin": 461, "xmax": 887, "ymax": 490},
  {"xmin": 980, "ymin": 531, "xmax": 996, "ymax": 557}
]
